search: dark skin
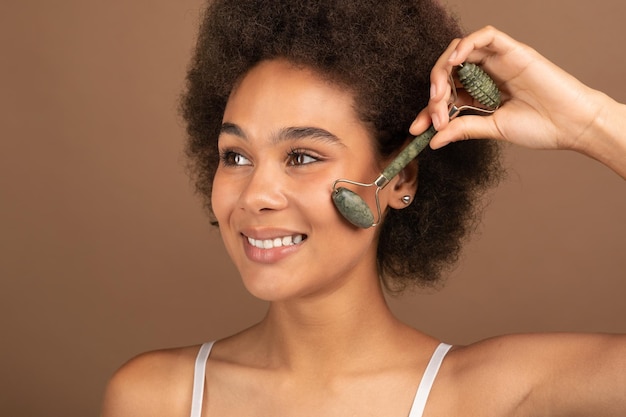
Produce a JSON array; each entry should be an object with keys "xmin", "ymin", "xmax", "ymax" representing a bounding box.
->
[{"xmin": 102, "ymin": 29, "xmax": 626, "ymax": 417}]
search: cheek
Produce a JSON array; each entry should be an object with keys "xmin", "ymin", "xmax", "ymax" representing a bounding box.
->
[
  {"xmin": 295, "ymin": 175, "xmax": 340, "ymax": 218},
  {"xmin": 300, "ymin": 176, "xmax": 375, "ymax": 247},
  {"xmin": 211, "ymin": 171, "xmax": 236, "ymax": 223}
]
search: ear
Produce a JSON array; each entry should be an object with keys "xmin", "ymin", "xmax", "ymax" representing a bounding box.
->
[{"xmin": 387, "ymin": 157, "xmax": 418, "ymax": 209}]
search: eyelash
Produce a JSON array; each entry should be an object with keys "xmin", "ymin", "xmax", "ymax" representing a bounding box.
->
[
  {"xmin": 218, "ymin": 148, "xmax": 321, "ymax": 167},
  {"xmin": 287, "ymin": 148, "xmax": 320, "ymax": 166},
  {"xmin": 219, "ymin": 149, "xmax": 249, "ymax": 166}
]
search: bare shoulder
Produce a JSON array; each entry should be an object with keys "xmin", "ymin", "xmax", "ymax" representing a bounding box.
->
[{"xmin": 101, "ymin": 344, "xmax": 202, "ymax": 417}]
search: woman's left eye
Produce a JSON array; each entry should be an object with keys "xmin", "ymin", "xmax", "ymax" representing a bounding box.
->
[{"xmin": 287, "ymin": 150, "xmax": 319, "ymax": 166}]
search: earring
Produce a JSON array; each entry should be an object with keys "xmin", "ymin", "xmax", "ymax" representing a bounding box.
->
[{"xmin": 401, "ymin": 195, "xmax": 411, "ymax": 205}]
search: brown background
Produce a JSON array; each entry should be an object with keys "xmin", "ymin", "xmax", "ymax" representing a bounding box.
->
[{"xmin": 1, "ymin": 0, "xmax": 625, "ymax": 415}]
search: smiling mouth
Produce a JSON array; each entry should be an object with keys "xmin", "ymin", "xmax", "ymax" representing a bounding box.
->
[{"xmin": 246, "ymin": 234, "xmax": 307, "ymax": 249}]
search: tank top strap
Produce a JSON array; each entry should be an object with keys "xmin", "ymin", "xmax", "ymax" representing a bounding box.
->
[
  {"xmin": 407, "ymin": 343, "xmax": 453, "ymax": 417},
  {"xmin": 189, "ymin": 341, "xmax": 215, "ymax": 417},
  {"xmin": 189, "ymin": 341, "xmax": 450, "ymax": 417}
]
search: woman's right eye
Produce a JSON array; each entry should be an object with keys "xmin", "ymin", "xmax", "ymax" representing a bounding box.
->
[{"xmin": 220, "ymin": 150, "xmax": 252, "ymax": 166}]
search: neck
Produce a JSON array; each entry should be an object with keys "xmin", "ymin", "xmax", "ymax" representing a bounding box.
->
[{"xmin": 252, "ymin": 276, "xmax": 411, "ymax": 373}]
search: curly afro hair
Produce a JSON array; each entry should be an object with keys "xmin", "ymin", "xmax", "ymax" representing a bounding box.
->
[{"xmin": 181, "ymin": 0, "xmax": 503, "ymax": 292}]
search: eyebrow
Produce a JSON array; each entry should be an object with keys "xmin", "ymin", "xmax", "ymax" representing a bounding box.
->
[{"xmin": 220, "ymin": 122, "xmax": 345, "ymax": 147}]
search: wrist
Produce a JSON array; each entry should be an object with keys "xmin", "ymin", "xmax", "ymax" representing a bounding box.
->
[{"xmin": 578, "ymin": 91, "xmax": 626, "ymax": 178}]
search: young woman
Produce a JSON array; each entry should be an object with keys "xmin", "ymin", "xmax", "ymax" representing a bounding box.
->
[{"xmin": 101, "ymin": 1, "xmax": 626, "ymax": 416}]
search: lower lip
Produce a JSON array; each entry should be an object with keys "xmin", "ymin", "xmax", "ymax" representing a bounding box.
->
[{"xmin": 242, "ymin": 237, "xmax": 303, "ymax": 264}]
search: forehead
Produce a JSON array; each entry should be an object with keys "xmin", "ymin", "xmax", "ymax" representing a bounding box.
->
[{"xmin": 223, "ymin": 59, "xmax": 370, "ymax": 139}]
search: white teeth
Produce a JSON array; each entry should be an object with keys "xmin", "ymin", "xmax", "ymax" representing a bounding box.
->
[{"xmin": 247, "ymin": 234, "xmax": 305, "ymax": 249}]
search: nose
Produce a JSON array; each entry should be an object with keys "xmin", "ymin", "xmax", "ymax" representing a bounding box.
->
[{"xmin": 238, "ymin": 164, "xmax": 289, "ymax": 213}]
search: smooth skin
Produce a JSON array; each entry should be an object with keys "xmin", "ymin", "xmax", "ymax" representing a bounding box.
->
[{"xmin": 102, "ymin": 29, "xmax": 626, "ymax": 417}]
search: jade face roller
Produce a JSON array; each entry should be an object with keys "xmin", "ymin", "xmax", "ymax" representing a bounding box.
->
[{"xmin": 332, "ymin": 63, "xmax": 501, "ymax": 228}]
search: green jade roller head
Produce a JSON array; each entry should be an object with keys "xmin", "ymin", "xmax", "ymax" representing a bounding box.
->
[{"xmin": 332, "ymin": 63, "xmax": 501, "ymax": 228}]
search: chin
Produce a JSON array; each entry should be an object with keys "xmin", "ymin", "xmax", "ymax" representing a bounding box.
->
[{"xmin": 239, "ymin": 270, "xmax": 327, "ymax": 303}]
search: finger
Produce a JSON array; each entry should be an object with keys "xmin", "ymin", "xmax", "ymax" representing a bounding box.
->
[
  {"xmin": 443, "ymin": 28, "xmax": 500, "ymax": 67},
  {"xmin": 451, "ymin": 26, "xmax": 518, "ymax": 66},
  {"xmin": 427, "ymin": 44, "xmax": 464, "ymax": 131},
  {"xmin": 430, "ymin": 38, "xmax": 461, "ymax": 102},
  {"xmin": 429, "ymin": 115, "xmax": 502, "ymax": 149},
  {"xmin": 409, "ymin": 108, "xmax": 432, "ymax": 136}
]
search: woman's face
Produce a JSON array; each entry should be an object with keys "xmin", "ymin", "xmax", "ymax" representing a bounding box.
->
[{"xmin": 212, "ymin": 59, "xmax": 397, "ymax": 302}]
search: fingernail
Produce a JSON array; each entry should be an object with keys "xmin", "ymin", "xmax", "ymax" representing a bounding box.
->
[
  {"xmin": 430, "ymin": 83, "xmax": 437, "ymax": 99},
  {"xmin": 448, "ymin": 50, "xmax": 458, "ymax": 62}
]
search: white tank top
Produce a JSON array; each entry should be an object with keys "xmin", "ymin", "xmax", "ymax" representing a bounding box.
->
[{"xmin": 189, "ymin": 341, "xmax": 452, "ymax": 417}]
